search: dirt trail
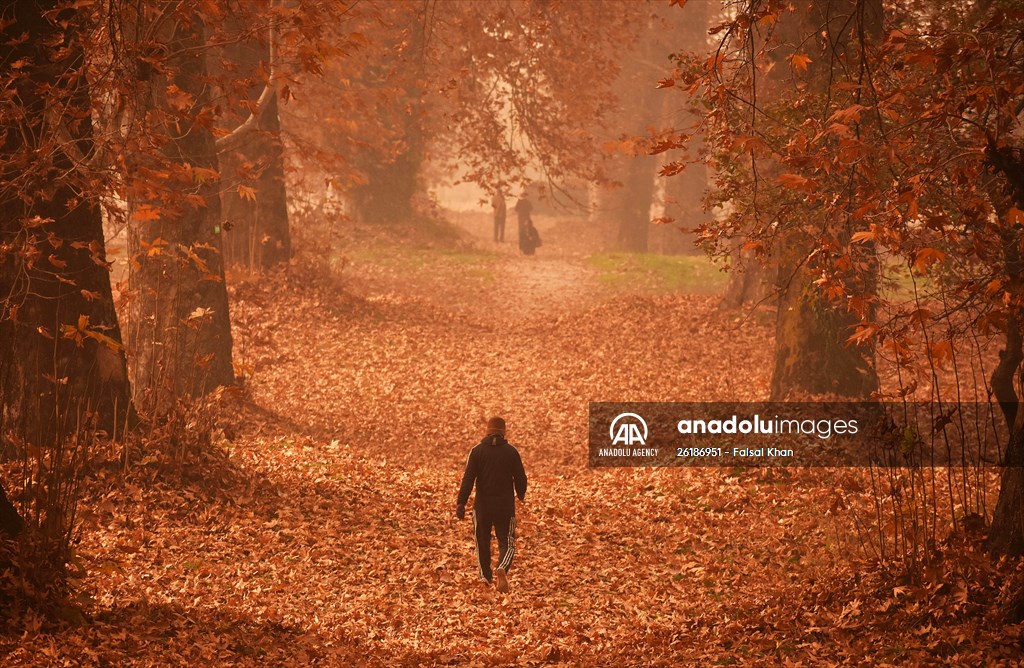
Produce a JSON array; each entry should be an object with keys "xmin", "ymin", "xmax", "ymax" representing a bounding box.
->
[
  {"xmin": 488, "ymin": 254, "xmax": 596, "ymax": 322},
  {"xmin": 338, "ymin": 212, "xmax": 601, "ymax": 328},
  {"xmin": 443, "ymin": 208, "xmax": 601, "ymax": 323}
]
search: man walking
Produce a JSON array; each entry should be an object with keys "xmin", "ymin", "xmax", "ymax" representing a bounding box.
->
[
  {"xmin": 455, "ymin": 417, "xmax": 527, "ymax": 593},
  {"xmin": 492, "ymin": 191, "xmax": 507, "ymax": 243}
]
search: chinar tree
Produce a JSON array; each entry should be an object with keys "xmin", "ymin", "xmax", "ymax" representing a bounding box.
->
[
  {"xmin": 120, "ymin": 1, "xmax": 235, "ymax": 416},
  {"xmin": 295, "ymin": 0, "xmax": 639, "ymax": 226},
  {"xmin": 669, "ymin": 0, "xmax": 1024, "ymax": 598},
  {"xmin": 667, "ymin": 0, "xmax": 883, "ymax": 399},
  {"xmin": 0, "ymin": 0, "xmax": 132, "ymax": 584},
  {"xmin": 212, "ymin": 0, "xmax": 293, "ymax": 271}
]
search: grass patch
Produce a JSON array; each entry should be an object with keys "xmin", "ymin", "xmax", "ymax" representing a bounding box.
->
[
  {"xmin": 879, "ymin": 259, "xmax": 939, "ymax": 304},
  {"xmin": 348, "ymin": 246, "xmax": 499, "ymax": 270},
  {"xmin": 586, "ymin": 253, "xmax": 727, "ymax": 294},
  {"xmin": 344, "ymin": 243, "xmax": 501, "ymax": 290}
]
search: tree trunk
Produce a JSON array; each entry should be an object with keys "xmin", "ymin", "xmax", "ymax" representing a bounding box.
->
[
  {"xmin": 596, "ymin": 10, "xmax": 665, "ymax": 253},
  {"xmin": 0, "ymin": 0, "xmax": 132, "ymax": 447},
  {"xmin": 987, "ymin": 144, "xmax": 1024, "ymax": 558},
  {"xmin": 0, "ymin": 484, "xmax": 23, "ymax": 537},
  {"xmin": 720, "ymin": 246, "xmax": 773, "ymax": 309},
  {"xmin": 126, "ymin": 9, "xmax": 234, "ymax": 415},
  {"xmin": 990, "ymin": 313, "xmax": 1024, "ymax": 556},
  {"xmin": 990, "ymin": 423, "xmax": 1024, "ymax": 557},
  {"xmin": 770, "ymin": 263, "xmax": 878, "ymax": 399},
  {"xmin": 351, "ymin": 128, "xmax": 424, "ymax": 224},
  {"xmin": 651, "ymin": 0, "xmax": 710, "ymax": 256},
  {"xmin": 216, "ymin": 12, "xmax": 291, "ymax": 271},
  {"xmin": 350, "ymin": 6, "xmax": 428, "ymax": 225},
  {"xmin": 653, "ymin": 158, "xmax": 704, "ymax": 255},
  {"xmin": 615, "ymin": 153, "xmax": 658, "ymax": 253},
  {"xmin": 768, "ymin": 0, "xmax": 881, "ymax": 399},
  {"xmin": 221, "ymin": 93, "xmax": 291, "ymax": 270}
]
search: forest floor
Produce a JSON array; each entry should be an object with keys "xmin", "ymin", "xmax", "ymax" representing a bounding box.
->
[{"xmin": 2, "ymin": 212, "xmax": 1023, "ymax": 666}]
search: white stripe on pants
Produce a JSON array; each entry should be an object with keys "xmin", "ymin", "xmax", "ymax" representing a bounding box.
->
[
  {"xmin": 472, "ymin": 509, "xmax": 488, "ymax": 580},
  {"xmin": 497, "ymin": 514, "xmax": 516, "ymax": 571}
]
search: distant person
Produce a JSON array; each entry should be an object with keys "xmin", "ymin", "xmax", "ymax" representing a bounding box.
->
[
  {"xmin": 455, "ymin": 416, "xmax": 527, "ymax": 593},
  {"xmin": 492, "ymin": 191, "xmax": 507, "ymax": 243},
  {"xmin": 519, "ymin": 216, "xmax": 541, "ymax": 256},
  {"xmin": 514, "ymin": 193, "xmax": 532, "ymax": 229}
]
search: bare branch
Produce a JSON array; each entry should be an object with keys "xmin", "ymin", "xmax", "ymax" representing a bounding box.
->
[{"xmin": 216, "ymin": 11, "xmax": 278, "ymax": 153}]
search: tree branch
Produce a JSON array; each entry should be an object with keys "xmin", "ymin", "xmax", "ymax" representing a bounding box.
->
[{"xmin": 216, "ymin": 13, "xmax": 278, "ymax": 153}]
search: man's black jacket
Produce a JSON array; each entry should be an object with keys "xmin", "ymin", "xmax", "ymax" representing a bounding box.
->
[{"xmin": 457, "ymin": 434, "xmax": 527, "ymax": 515}]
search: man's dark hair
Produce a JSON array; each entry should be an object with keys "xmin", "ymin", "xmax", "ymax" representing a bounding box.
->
[{"xmin": 486, "ymin": 416, "xmax": 506, "ymax": 434}]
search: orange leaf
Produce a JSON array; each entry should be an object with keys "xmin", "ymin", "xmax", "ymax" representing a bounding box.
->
[
  {"xmin": 830, "ymin": 104, "xmax": 867, "ymax": 124},
  {"xmin": 985, "ymin": 277, "xmax": 1005, "ymax": 296},
  {"xmin": 133, "ymin": 205, "xmax": 162, "ymax": 222},
  {"xmin": 776, "ymin": 173, "xmax": 813, "ymax": 191},
  {"xmin": 237, "ymin": 184, "xmax": 257, "ymax": 202},
  {"xmin": 911, "ymin": 248, "xmax": 945, "ymax": 275},
  {"xmin": 789, "ymin": 53, "xmax": 812, "ymax": 73},
  {"xmin": 706, "ymin": 52, "xmax": 726, "ymax": 73},
  {"xmin": 905, "ymin": 198, "xmax": 919, "ymax": 221},
  {"xmin": 84, "ymin": 329, "xmax": 123, "ymax": 352},
  {"xmin": 928, "ymin": 340, "xmax": 953, "ymax": 366},
  {"xmin": 847, "ymin": 323, "xmax": 880, "ymax": 346}
]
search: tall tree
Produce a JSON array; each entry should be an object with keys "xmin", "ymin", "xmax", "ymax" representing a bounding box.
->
[
  {"xmin": 123, "ymin": 3, "xmax": 234, "ymax": 415},
  {"xmin": 770, "ymin": 0, "xmax": 884, "ymax": 397},
  {"xmin": 672, "ymin": 0, "xmax": 1024, "ymax": 555},
  {"xmin": 606, "ymin": 1, "xmax": 713, "ymax": 255},
  {"xmin": 766, "ymin": 0, "xmax": 882, "ymax": 400},
  {"xmin": 653, "ymin": 57, "xmax": 709, "ymax": 258},
  {"xmin": 348, "ymin": 2, "xmax": 428, "ymax": 224},
  {"xmin": 0, "ymin": 0, "xmax": 132, "ymax": 544},
  {"xmin": 596, "ymin": 10, "xmax": 664, "ymax": 254},
  {"xmin": 0, "ymin": 0, "xmax": 132, "ymax": 444},
  {"xmin": 667, "ymin": 0, "xmax": 881, "ymax": 398},
  {"xmin": 986, "ymin": 129, "xmax": 1024, "ymax": 556},
  {"xmin": 289, "ymin": 0, "xmax": 638, "ymax": 225},
  {"xmin": 219, "ymin": 92, "xmax": 291, "ymax": 269},
  {"xmin": 214, "ymin": 2, "xmax": 292, "ymax": 270}
]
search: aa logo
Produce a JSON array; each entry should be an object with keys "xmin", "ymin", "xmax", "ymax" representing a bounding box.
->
[{"xmin": 610, "ymin": 413, "xmax": 648, "ymax": 446}]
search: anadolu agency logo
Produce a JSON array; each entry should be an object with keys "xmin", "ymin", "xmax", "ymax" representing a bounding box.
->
[
  {"xmin": 610, "ymin": 413, "xmax": 647, "ymax": 446},
  {"xmin": 597, "ymin": 412, "xmax": 658, "ymax": 458}
]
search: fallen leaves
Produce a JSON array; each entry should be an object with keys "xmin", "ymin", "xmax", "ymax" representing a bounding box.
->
[{"xmin": 1, "ymin": 230, "xmax": 1019, "ymax": 666}]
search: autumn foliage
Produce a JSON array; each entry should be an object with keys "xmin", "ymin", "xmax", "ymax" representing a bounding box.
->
[{"xmin": 2, "ymin": 0, "xmax": 1024, "ymax": 665}]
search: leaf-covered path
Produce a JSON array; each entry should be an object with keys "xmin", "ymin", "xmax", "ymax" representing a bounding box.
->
[{"xmin": 3, "ymin": 228, "xmax": 1020, "ymax": 666}]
